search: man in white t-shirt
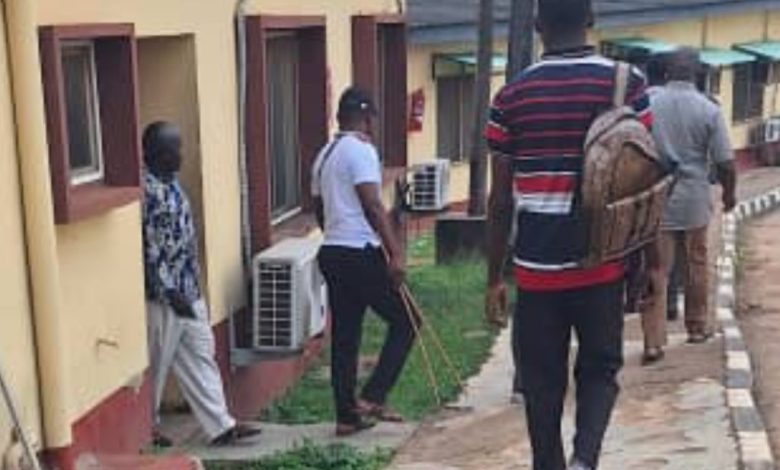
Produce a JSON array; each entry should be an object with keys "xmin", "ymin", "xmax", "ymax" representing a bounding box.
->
[{"xmin": 312, "ymin": 88, "xmax": 416, "ymax": 437}]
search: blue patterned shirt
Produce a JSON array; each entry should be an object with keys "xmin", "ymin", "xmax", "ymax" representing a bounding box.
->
[{"xmin": 142, "ymin": 172, "xmax": 202, "ymax": 305}]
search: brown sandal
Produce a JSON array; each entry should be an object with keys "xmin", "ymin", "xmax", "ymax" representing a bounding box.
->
[{"xmin": 356, "ymin": 400, "xmax": 405, "ymax": 423}]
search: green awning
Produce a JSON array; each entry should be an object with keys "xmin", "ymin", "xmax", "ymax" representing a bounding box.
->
[
  {"xmin": 433, "ymin": 53, "xmax": 507, "ymax": 78},
  {"xmin": 735, "ymin": 41, "xmax": 780, "ymax": 61},
  {"xmin": 699, "ymin": 48, "xmax": 757, "ymax": 67},
  {"xmin": 603, "ymin": 37, "xmax": 678, "ymax": 55}
]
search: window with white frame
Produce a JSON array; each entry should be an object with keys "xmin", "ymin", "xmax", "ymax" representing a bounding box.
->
[
  {"xmin": 61, "ymin": 41, "xmax": 104, "ymax": 185},
  {"xmin": 437, "ymin": 75, "xmax": 474, "ymax": 162},
  {"xmin": 266, "ymin": 33, "xmax": 301, "ymax": 222}
]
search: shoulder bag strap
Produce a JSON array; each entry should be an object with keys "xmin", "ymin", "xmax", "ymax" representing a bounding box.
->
[
  {"xmin": 316, "ymin": 134, "xmax": 345, "ymax": 188},
  {"xmin": 613, "ymin": 62, "xmax": 631, "ymax": 108}
]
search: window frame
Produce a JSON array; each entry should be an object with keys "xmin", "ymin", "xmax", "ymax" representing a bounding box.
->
[
  {"xmin": 60, "ymin": 39, "xmax": 105, "ymax": 186},
  {"xmin": 352, "ymin": 15, "xmax": 408, "ymax": 168},
  {"xmin": 245, "ymin": 15, "xmax": 328, "ymax": 253},
  {"xmin": 697, "ymin": 66, "xmax": 722, "ymax": 97},
  {"xmin": 436, "ymin": 74, "xmax": 475, "ymax": 163},
  {"xmin": 39, "ymin": 23, "xmax": 141, "ymax": 224},
  {"xmin": 265, "ymin": 32, "xmax": 303, "ymax": 224},
  {"xmin": 732, "ymin": 62, "xmax": 765, "ymax": 123}
]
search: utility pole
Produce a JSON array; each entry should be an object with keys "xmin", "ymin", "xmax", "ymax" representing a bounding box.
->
[
  {"xmin": 506, "ymin": 0, "xmax": 535, "ymax": 81},
  {"xmin": 506, "ymin": 0, "xmax": 535, "ymax": 399},
  {"xmin": 467, "ymin": 0, "xmax": 494, "ymax": 216}
]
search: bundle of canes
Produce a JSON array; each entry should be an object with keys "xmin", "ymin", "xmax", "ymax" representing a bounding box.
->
[{"xmin": 382, "ymin": 246, "xmax": 468, "ymax": 409}]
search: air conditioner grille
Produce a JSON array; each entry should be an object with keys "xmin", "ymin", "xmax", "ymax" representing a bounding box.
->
[
  {"xmin": 410, "ymin": 161, "xmax": 450, "ymax": 211},
  {"xmin": 255, "ymin": 262, "xmax": 294, "ymax": 348},
  {"xmin": 412, "ymin": 167, "xmax": 439, "ymax": 208}
]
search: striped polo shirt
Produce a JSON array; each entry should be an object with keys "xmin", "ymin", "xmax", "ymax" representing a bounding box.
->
[{"xmin": 486, "ymin": 47, "xmax": 652, "ymax": 292}]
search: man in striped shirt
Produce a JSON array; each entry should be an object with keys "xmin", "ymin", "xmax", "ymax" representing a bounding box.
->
[{"xmin": 485, "ymin": 1, "xmax": 652, "ymax": 469}]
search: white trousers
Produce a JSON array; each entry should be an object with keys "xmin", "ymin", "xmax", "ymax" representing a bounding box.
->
[{"xmin": 147, "ymin": 299, "xmax": 235, "ymax": 439}]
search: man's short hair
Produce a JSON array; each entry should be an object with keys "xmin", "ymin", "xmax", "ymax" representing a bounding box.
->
[
  {"xmin": 666, "ymin": 47, "xmax": 701, "ymax": 81},
  {"xmin": 537, "ymin": 0, "xmax": 592, "ymax": 29},
  {"xmin": 142, "ymin": 121, "xmax": 181, "ymax": 165}
]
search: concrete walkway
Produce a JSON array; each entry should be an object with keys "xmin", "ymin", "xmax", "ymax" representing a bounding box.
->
[
  {"xmin": 390, "ymin": 316, "xmax": 737, "ymax": 470},
  {"xmin": 159, "ymin": 413, "xmax": 414, "ymax": 462}
]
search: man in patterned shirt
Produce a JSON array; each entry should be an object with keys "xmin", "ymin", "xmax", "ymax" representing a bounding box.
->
[
  {"xmin": 142, "ymin": 121, "xmax": 260, "ymax": 446},
  {"xmin": 484, "ymin": 1, "xmax": 652, "ymax": 469}
]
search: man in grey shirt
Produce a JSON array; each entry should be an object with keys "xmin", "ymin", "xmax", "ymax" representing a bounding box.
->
[{"xmin": 640, "ymin": 48, "xmax": 737, "ymax": 365}]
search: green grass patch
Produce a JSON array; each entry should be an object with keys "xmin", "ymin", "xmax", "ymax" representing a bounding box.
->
[
  {"xmin": 205, "ymin": 442, "xmax": 393, "ymax": 470},
  {"xmin": 261, "ymin": 235, "xmax": 496, "ymax": 424}
]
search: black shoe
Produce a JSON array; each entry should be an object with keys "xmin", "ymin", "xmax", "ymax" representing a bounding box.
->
[
  {"xmin": 211, "ymin": 423, "xmax": 263, "ymax": 446},
  {"xmin": 152, "ymin": 430, "xmax": 173, "ymax": 448}
]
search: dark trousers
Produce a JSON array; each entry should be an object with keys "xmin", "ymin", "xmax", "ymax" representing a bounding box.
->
[
  {"xmin": 515, "ymin": 280, "xmax": 625, "ymax": 470},
  {"xmin": 318, "ymin": 245, "xmax": 417, "ymax": 424},
  {"xmin": 512, "ymin": 315, "xmax": 524, "ymax": 394},
  {"xmin": 667, "ymin": 243, "xmax": 684, "ymax": 317}
]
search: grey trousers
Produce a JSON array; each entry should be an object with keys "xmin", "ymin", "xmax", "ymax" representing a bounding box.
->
[{"xmin": 147, "ymin": 299, "xmax": 235, "ymax": 439}]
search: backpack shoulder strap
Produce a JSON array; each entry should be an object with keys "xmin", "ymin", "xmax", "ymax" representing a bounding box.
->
[{"xmin": 613, "ymin": 62, "xmax": 631, "ymax": 108}]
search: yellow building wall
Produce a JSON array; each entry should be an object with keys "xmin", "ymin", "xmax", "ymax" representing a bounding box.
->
[
  {"xmin": 0, "ymin": 7, "xmax": 43, "ymax": 452},
  {"xmin": 408, "ymin": 42, "xmax": 506, "ymax": 204},
  {"xmin": 36, "ymin": 0, "xmax": 402, "ymax": 427},
  {"xmin": 770, "ymin": 11, "xmax": 780, "ymax": 38},
  {"xmin": 704, "ymin": 11, "xmax": 766, "ymax": 48},
  {"xmin": 596, "ymin": 19, "xmax": 704, "ymax": 47},
  {"xmin": 56, "ymin": 209, "xmax": 148, "ymax": 418}
]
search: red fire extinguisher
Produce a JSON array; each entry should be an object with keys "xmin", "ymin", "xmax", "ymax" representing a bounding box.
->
[{"xmin": 408, "ymin": 88, "xmax": 425, "ymax": 133}]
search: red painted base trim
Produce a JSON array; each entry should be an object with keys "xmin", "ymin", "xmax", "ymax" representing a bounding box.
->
[
  {"xmin": 45, "ymin": 372, "xmax": 153, "ymax": 470},
  {"xmin": 212, "ymin": 316, "xmax": 325, "ymax": 419}
]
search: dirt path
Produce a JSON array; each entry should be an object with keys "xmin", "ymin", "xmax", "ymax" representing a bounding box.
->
[{"xmin": 737, "ymin": 210, "xmax": 780, "ymax": 461}]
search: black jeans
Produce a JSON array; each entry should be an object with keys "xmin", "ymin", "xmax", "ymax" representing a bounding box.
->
[
  {"xmin": 512, "ymin": 314, "xmax": 524, "ymax": 394},
  {"xmin": 515, "ymin": 280, "xmax": 625, "ymax": 470},
  {"xmin": 318, "ymin": 245, "xmax": 417, "ymax": 424}
]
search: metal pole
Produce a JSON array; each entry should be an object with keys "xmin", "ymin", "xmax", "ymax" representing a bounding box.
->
[
  {"xmin": 506, "ymin": 0, "xmax": 535, "ymax": 82},
  {"xmin": 0, "ymin": 363, "xmax": 43, "ymax": 470},
  {"xmin": 467, "ymin": 0, "xmax": 494, "ymax": 216}
]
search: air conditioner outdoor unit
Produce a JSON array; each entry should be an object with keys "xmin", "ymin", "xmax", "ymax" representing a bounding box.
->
[
  {"xmin": 765, "ymin": 117, "xmax": 780, "ymax": 143},
  {"xmin": 410, "ymin": 159, "xmax": 450, "ymax": 212},
  {"xmin": 251, "ymin": 238, "xmax": 327, "ymax": 353}
]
